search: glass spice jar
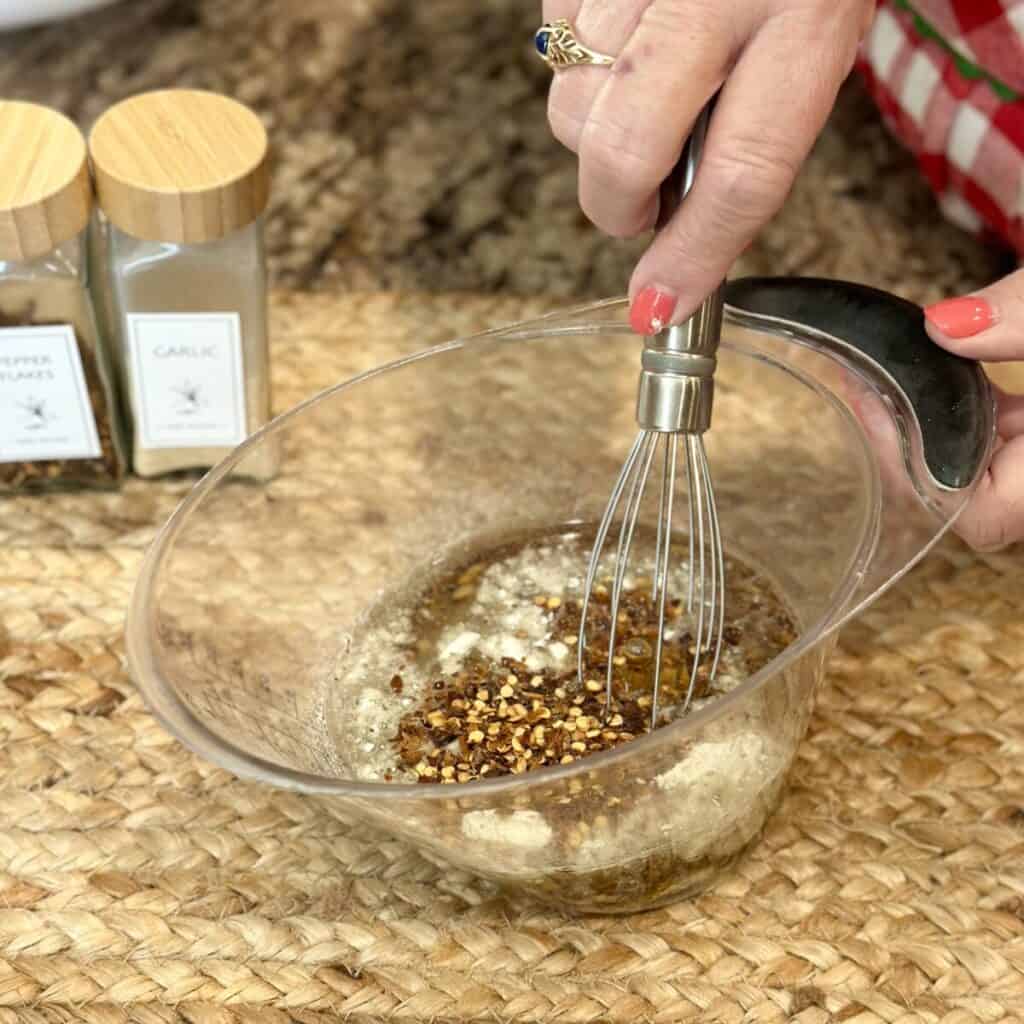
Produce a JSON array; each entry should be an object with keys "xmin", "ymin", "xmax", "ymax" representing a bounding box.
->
[
  {"xmin": 89, "ymin": 89, "xmax": 277, "ymax": 479},
  {"xmin": 0, "ymin": 100, "xmax": 125, "ymax": 492}
]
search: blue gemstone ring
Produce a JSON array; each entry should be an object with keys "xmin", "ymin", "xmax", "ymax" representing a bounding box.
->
[{"xmin": 534, "ymin": 19, "xmax": 616, "ymax": 71}]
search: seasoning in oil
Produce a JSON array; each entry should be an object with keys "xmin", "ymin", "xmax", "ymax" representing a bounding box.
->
[
  {"xmin": 324, "ymin": 525, "xmax": 801, "ymax": 912},
  {"xmin": 326, "ymin": 525, "xmax": 797, "ymax": 784},
  {"xmin": 393, "ymin": 548, "xmax": 796, "ymax": 783}
]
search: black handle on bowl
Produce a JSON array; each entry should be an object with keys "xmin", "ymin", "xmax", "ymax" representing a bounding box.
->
[{"xmin": 723, "ymin": 276, "xmax": 993, "ymax": 490}]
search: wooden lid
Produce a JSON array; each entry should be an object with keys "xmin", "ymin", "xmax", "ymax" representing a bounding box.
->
[
  {"xmin": 0, "ymin": 101, "xmax": 92, "ymax": 261},
  {"xmin": 89, "ymin": 89, "xmax": 270, "ymax": 244}
]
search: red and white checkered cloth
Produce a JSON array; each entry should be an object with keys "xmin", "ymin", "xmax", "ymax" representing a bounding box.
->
[{"xmin": 857, "ymin": 0, "xmax": 1024, "ymax": 254}]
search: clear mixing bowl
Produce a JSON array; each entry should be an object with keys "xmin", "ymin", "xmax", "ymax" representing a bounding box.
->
[{"xmin": 127, "ymin": 278, "xmax": 994, "ymax": 914}]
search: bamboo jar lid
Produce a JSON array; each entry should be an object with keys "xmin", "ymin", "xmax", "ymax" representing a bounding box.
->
[
  {"xmin": 0, "ymin": 101, "xmax": 91, "ymax": 262},
  {"xmin": 89, "ymin": 89, "xmax": 270, "ymax": 245}
]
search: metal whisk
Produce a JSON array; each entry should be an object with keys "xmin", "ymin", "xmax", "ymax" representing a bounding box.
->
[{"xmin": 578, "ymin": 100, "xmax": 725, "ymax": 729}]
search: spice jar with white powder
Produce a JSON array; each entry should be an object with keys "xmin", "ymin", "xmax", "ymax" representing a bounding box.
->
[
  {"xmin": 0, "ymin": 100, "xmax": 125, "ymax": 492},
  {"xmin": 89, "ymin": 89, "xmax": 277, "ymax": 479}
]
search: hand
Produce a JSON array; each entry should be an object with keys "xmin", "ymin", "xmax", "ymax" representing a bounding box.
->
[
  {"xmin": 543, "ymin": 0, "xmax": 874, "ymax": 334},
  {"xmin": 923, "ymin": 273, "xmax": 1024, "ymax": 551}
]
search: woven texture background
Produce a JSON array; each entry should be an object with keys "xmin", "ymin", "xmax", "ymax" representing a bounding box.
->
[{"xmin": 3, "ymin": 292, "xmax": 1024, "ymax": 1024}]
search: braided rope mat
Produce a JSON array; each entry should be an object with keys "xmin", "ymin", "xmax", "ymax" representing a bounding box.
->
[{"xmin": 2, "ymin": 291, "xmax": 1024, "ymax": 1024}]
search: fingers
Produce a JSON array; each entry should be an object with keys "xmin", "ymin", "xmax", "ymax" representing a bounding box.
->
[
  {"xmin": 575, "ymin": 4, "xmax": 742, "ymax": 240},
  {"xmin": 924, "ymin": 267, "xmax": 1024, "ymax": 362},
  {"xmin": 955, "ymin": 435, "xmax": 1024, "ymax": 551},
  {"xmin": 542, "ymin": 0, "xmax": 580, "ymax": 19},
  {"xmin": 996, "ymin": 385, "xmax": 1024, "ymax": 438},
  {"xmin": 923, "ymin": 268, "xmax": 1024, "ymax": 549},
  {"xmin": 847, "ymin": 380, "xmax": 1024, "ymax": 553},
  {"xmin": 545, "ymin": 1, "xmax": 649, "ymax": 156},
  {"xmin": 845, "ymin": 266, "xmax": 1024, "ymax": 552},
  {"xmin": 627, "ymin": 7, "xmax": 861, "ymax": 330},
  {"xmin": 843, "ymin": 372, "xmax": 920, "ymax": 510}
]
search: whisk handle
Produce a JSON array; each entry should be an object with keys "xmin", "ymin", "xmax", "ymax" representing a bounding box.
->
[
  {"xmin": 637, "ymin": 96, "xmax": 725, "ymax": 435},
  {"xmin": 724, "ymin": 276, "xmax": 995, "ymax": 490},
  {"xmin": 656, "ymin": 94, "xmax": 718, "ymax": 232}
]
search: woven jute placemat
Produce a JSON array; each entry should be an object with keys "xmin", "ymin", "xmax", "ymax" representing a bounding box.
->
[{"xmin": 2, "ymin": 291, "xmax": 1023, "ymax": 1024}]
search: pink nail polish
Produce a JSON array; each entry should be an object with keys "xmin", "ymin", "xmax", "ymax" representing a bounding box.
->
[
  {"xmin": 630, "ymin": 287, "xmax": 676, "ymax": 335},
  {"xmin": 924, "ymin": 296, "xmax": 995, "ymax": 339}
]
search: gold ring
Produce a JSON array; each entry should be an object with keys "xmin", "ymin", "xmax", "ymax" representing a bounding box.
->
[{"xmin": 534, "ymin": 19, "xmax": 616, "ymax": 71}]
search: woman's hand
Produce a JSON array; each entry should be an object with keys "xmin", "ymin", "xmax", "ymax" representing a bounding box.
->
[
  {"xmin": 543, "ymin": 0, "xmax": 874, "ymax": 334},
  {"xmin": 925, "ymin": 274, "xmax": 1024, "ymax": 551}
]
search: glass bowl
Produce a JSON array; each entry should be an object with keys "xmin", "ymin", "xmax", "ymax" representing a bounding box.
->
[{"xmin": 126, "ymin": 282, "xmax": 994, "ymax": 914}]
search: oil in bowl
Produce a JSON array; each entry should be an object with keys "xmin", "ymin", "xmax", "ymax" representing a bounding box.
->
[{"xmin": 320, "ymin": 524, "xmax": 803, "ymax": 911}]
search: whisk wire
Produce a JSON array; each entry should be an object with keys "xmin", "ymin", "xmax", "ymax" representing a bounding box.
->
[
  {"xmin": 605, "ymin": 433, "xmax": 658, "ymax": 705},
  {"xmin": 650, "ymin": 434, "xmax": 677, "ymax": 730},
  {"xmin": 578, "ymin": 437, "xmax": 726, "ymax": 724},
  {"xmin": 701, "ymin": 442, "xmax": 726, "ymax": 684},
  {"xmin": 684, "ymin": 437, "xmax": 707, "ymax": 711},
  {"xmin": 652, "ymin": 449, "xmax": 667, "ymax": 601},
  {"xmin": 685, "ymin": 443, "xmax": 696, "ymax": 612},
  {"xmin": 578, "ymin": 431, "xmax": 727, "ymax": 724},
  {"xmin": 577, "ymin": 432, "xmax": 646, "ymax": 686}
]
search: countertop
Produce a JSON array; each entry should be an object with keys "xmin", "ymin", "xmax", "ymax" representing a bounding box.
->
[
  {"xmin": 3, "ymin": 289, "xmax": 1024, "ymax": 1024},
  {"xmin": 0, "ymin": 0, "xmax": 1013, "ymax": 304}
]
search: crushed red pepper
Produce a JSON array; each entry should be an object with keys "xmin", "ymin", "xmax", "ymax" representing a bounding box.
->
[{"xmin": 390, "ymin": 530, "xmax": 797, "ymax": 785}]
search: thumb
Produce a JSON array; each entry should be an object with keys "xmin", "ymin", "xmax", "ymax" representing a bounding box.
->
[
  {"xmin": 923, "ymin": 267, "xmax": 1024, "ymax": 361},
  {"xmin": 955, "ymin": 435, "xmax": 1024, "ymax": 552}
]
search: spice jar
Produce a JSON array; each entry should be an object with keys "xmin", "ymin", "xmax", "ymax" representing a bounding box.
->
[
  {"xmin": 89, "ymin": 89, "xmax": 277, "ymax": 479},
  {"xmin": 0, "ymin": 101, "xmax": 125, "ymax": 492}
]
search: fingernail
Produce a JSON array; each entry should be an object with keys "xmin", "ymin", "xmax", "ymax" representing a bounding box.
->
[
  {"xmin": 924, "ymin": 296, "xmax": 996, "ymax": 339},
  {"xmin": 630, "ymin": 287, "xmax": 676, "ymax": 335}
]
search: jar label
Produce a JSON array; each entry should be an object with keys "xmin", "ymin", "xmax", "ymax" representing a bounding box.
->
[
  {"xmin": 0, "ymin": 325, "xmax": 103, "ymax": 463},
  {"xmin": 127, "ymin": 313, "xmax": 248, "ymax": 450}
]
